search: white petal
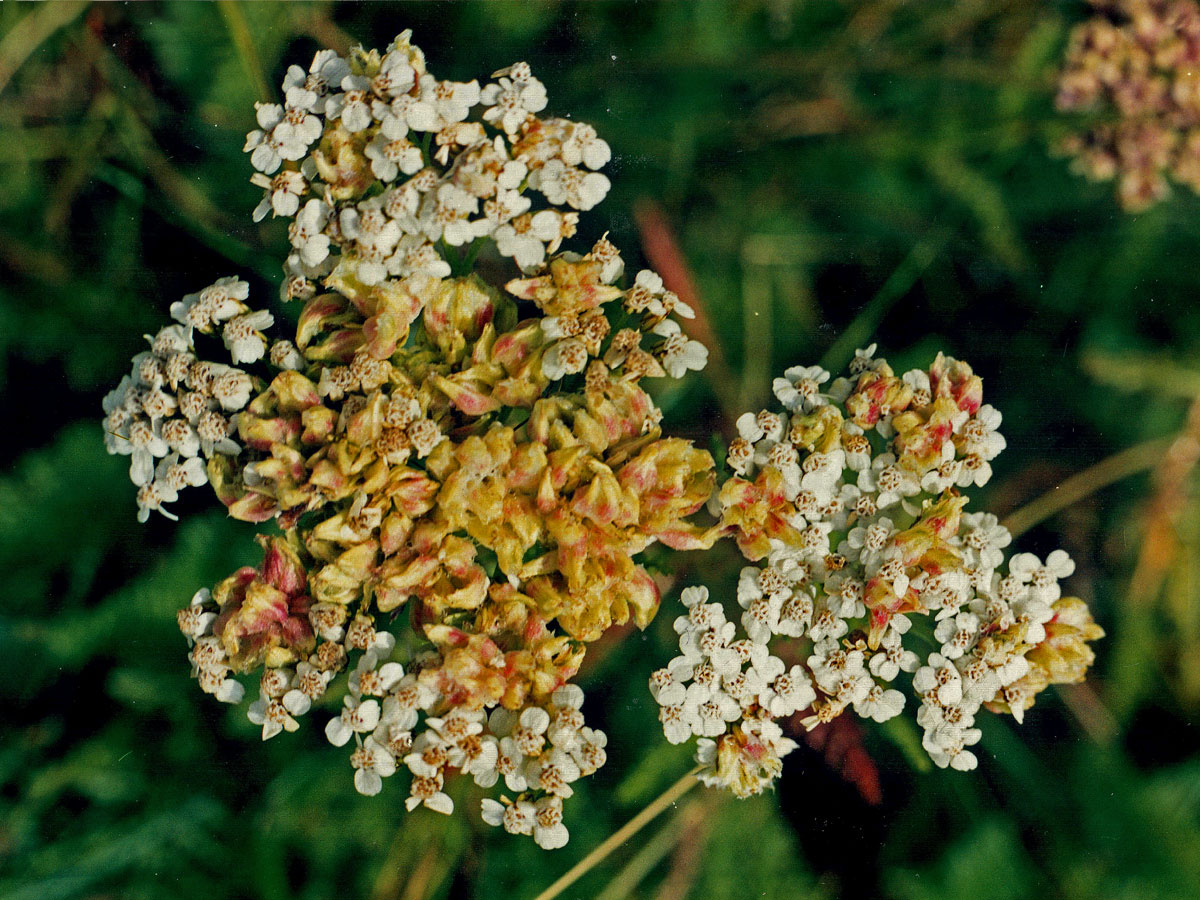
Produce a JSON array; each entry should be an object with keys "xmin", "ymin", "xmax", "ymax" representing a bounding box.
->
[{"xmin": 355, "ymin": 768, "xmax": 383, "ymax": 796}]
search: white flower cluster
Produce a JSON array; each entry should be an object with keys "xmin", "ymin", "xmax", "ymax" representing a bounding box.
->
[
  {"xmin": 480, "ymin": 686, "xmax": 608, "ymax": 848},
  {"xmin": 177, "ymin": 588, "xmax": 246, "ymax": 704},
  {"xmin": 511, "ymin": 245, "xmax": 707, "ymax": 384},
  {"xmin": 217, "ymin": 595, "xmax": 606, "ymax": 848},
  {"xmin": 912, "ymin": 546, "xmax": 1075, "ymax": 769},
  {"xmin": 655, "ymin": 346, "xmax": 1082, "ymax": 792},
  {"xmin": 650, "ymin": 585, "xmax": 803, "ymax": 798},
  {"xmin": 314, "ymin": 649, "xmax": 606, "ymax": 848},
  {"xmin": 245, "ymin": 31, "xmax": 616, "ymax": 304},
  {"xmin": 100, "ymin": 277, "xmax": 270, "ymax": 521}
]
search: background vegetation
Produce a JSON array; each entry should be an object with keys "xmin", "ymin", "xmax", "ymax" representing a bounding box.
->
[{"xmin": 3, "ymin": 2, "xmax": 1199, "ymax": 897}]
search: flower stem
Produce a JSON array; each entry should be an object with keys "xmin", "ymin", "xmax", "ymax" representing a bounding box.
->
[
  {"xmin": 533, "ymin": 767, "xmax": 703, "ymax": 900},
  {"xmin": 818, "ymin": 230, "xmax": 947, "ymax": 374},
  {"xmin": 0, "ymin": 0, "xmax": 88, "ymax": 99},
  {"xmin": 1000, "ymin": 437, "xmax": 1170, "ymax": 539},
  {"xmin": 217, "ymin": 1, "xmax": 271, "ymax": 104}
]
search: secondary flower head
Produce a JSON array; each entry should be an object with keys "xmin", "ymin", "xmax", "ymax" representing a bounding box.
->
[
  {"xmin": 655, "ymin": 347, "xmax": 1101, "ymax": 794},
  {"xmin": 1056, "ymin": 0, "xmax": 1200, "ymax": 211}
]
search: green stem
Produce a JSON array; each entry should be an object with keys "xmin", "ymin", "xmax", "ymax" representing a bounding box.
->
[
  {"xmin": 819, "ymin": 229, "xmax": 949, "ymax": 374},
  {"xmin": 534, "ymin": 768, "xmax": 703, "ymax": 900},
  {"xmin": 460, "ymin": 238, "xmax": 483, "ymax": 275},
  {"xmin": 217, "ymin": 1, "xmax": 272, "ymax": 104}
]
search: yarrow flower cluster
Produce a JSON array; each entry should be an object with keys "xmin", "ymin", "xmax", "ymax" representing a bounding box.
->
[
  {"xmin": 1057, "ymin": 0, "xmax": 1200, "ymax": 211},
  {"xmin": 651, "ymin": 346, "xmax": 1103, "ymax": 796},
  {"xmin": 103, "ymin": 32, "xmax": 717, "ymax": 849},
  {"xmin": 101, "ymin": 278, "xmax": 261, "ymax": 522},
  {"xmin": 248, "ymin": 31, "xmax": 631, "ymax": 301},
  {"xmin": 105, "ymin": 28, "xmax": 1104, "ymax": 845}
]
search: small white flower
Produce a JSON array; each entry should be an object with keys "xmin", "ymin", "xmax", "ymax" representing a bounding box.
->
[
  {"xmin": 773, "ymin": 365, "xmax": 830, "ymax": 413},
  {"xmin": 954, "ymin": 454, "xmax": 995, "ymax": 489},
  {"xmin": 281, "ymin": 662, "xmax": 330, "ymax": 716},
  {"xmin": 287, "ymin": 49, "xmax": 350, "ymax": 114},
  {"xmin": 417, "ymin": 75, "xmax": 480, "ymax": 127},
  {"xmin": 160, "ymin": 416, "xmax": 200, "ymax": 457},
  {"xmin": 626, "ymin": 269, "xmax": 667, "ymax": 316},
  {"xmin": 800, "ymin": 452, "xmax": 846, "ymax": 505},
  {"xmin": 854, "ymin": 684, "xmax": 906, "ymax": 723},
  {"xmin": 961, "ymin": 512, "xmax": 1012, "ymax": 571},
  {"xmin": 1014, "ymin": 596, "xmax": 1055, "ymax": 645},
  {"xmin": 527, "ymin": 748, "xmax": 582, "ymax": 798},
  {"xmin": 913, "ymin": 653, "xmax": 964, "ymax": 707},
  {"xmin": 163, "ymin": 452, "xmax": 208, "ymax": 491},
  {"xmin": 377, "ymin": 46, "xmax": 418, "ymax": 99},
  {"xmin": 170, "ymin": 277, "xmax": 248, "ymax": 338},
  {"xmin": 327, "ymin": 75, "xmax": 373, "ymax": 132},
  {"xmin": 841, "ymin": 426, "xmax": 872, "ymax": 472},
  {"xmin": 822, "ymin": 572, "xmax": 867, "ymax": 619},
  {"xmin": 380, "ymin": 675, "xmax": 434, "ymax": 732},
  {"xmin": 868, "ymin": 630, "xmax": 920, "ymax": 681},
  {"xmin": 250, "ymin": 169, "xmax": 308, "ymax": 221},
  {"xmin": 649, "ymin": 662, "xmax": 691, "ymax": 708},
  {"xmin": 541, "ymin": 337, "xmax": 589, "ymax": 380},
  {"xmin": 957, "ymin": 656, "xmax": 1003, "ymax": 704},
  {"xmin": 248, "ymin": 694, "xmax": 300, "ymax": 741},
  {"xmin": 547, "ymin": 685, "xmax": 586, "ymax": 747},
  {"xmin": 351, "ymin": 736, "xmax": 397, "ymax": 796},
  {"xmin": 291, "ymin": 199, "xmax": 332, "ymax": 268},
  {"xmin": 902, "ymin": 368, "xmax": 931, "ymax": 400},
  {"xmin": 532, "ymin": 795, "xmax": 569, "ymax": 850},
  {"xmin": 418, "ymin": 182, "xmax": 483, "ymax": 246},
  {"xmin": 775, "ymin": 586, "xmax": 815, "ymax": 638},
  {"xmin": 844, "ymin": 516, "xmax": 896, "ymax": 570},
  {"xmin": 653, "ymin": 319, "xmax": 708, "ymax": 378},
  {"xmin": 857, "ymin": 453, "xmax": 920, "ymax": 509},
  {"xmin": 349, "ymin": 652, "xmax": 406, "ymax": 697},
  {"xmin": 268, "ymin": 340, "xmax": 306, "ymax": 371},
  {"xmin": 482, "ymin": 797, "xmax": 537, "ymax": 836},
  {"xmin": 762, "ymin": 663, "xmax": 816, "ymax": 717},
  {"xmin": 533, "ymin": 159, "xmax": 611, "ymax": 211},
  {"xmin": 572, "ymin": 726, "xmax": 608, "ymax": 776},
  {"xmin": 126, "ymin": 419, "xmax": 170, "ymax": 487},
  {"xmin": 135, "ymin": 469, "xmax": 180, "ymax": 525},
  {"xmin": 210, "ymin": 367, "xmax": 253, "ymax": 412},
  {"xmin": 386, "ymin": 235, "xmax": 452, "ymax": 280},
  {"xmin": 659, "ymin": 703, "xmax": 694, "ymax": 745},
  {"xmin": 923, "ymin": 725, "xmax": 982, "ymax": 771},
  {"xmin": 849, "ymin": 343, "xmax": 881, "ymax": 374},
  {"xmin": 245, "ymin": 103, "xmax": 285, "ymax": 173},
  {"xmin": 365, "ymin": 114, "xmax": 424, "ymax": 182},
  {"xmin": 962, "ymin": 404, "xmax": 1007, "ymax": 460},
  {"xmin": 273, "ymin": 108, "xmax": 322, "ymax": 160},
  {"xmin": 325, "ymin": 695, "xmax": 381, "ymax": 747},
  {"xmin": 934, "ymin": 612, "xmax": 981, "ymax": 660},
  {"xmin": 921, "ymin": 455, "xmax": 963, "ymax": 494},
  {"xmin": 1009, "ymin": 550, "xmax": 1074, "ymax": 603},
  {"xmin": 808, "ymin": 606, "xmax": 849, "ymax": 644},
  {"xmin": 685, "ymin": 683, "xmax": 742, "ymax": 738},
  {"xmin": 494, "ymin": 220, "xmax": 549, "ymax": 270},
  {"xmin": 737, "ymin": 572, "xmax": 782, "ymax": 645},
  {"xmin": 222, "ymin": 309, "xmax": 274, "ymax": 365},
  {"xmin": 480, "ymin": 62, "xmax": 548, "ymax": 134},
  {"xmin": 559, "ymin": 121, "xmax": 611, "ymax": 171},
  {"xmin": 510, "ymin": 706, "xmax": 551, "ymax": 759},
  {"xmin": 915, "ymin": 568, "xmax": 973, "ymax": 618},
  {"xmin": 405, "ymin": 771, "xmax": 453, "ymax": 815},
  {"xmin": 177, "ymin": 588, "xmax": 216, "ymax": 643}
]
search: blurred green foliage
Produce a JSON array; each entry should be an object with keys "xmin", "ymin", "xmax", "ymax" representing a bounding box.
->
[{"xmin": 3, "ymin": 1, "xmax": 1200, "ymax": 897}]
